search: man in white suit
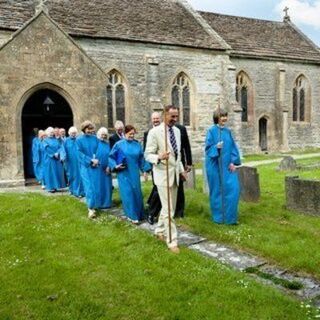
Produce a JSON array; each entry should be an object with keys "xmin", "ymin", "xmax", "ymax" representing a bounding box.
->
[{"xmin": 145, "ymin": 105, "xmax": 187, "ymax": 253}]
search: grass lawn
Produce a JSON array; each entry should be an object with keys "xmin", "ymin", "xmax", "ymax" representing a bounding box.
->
[
  {"xmin": 0, "ymin": 193, "xmax": 313, "ymax": 320},
  {"xmin": 174, "ymin": 158, "xmax": 320, "ymax": 280}
]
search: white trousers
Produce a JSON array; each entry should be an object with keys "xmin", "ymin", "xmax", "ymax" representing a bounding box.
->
[{"xmin": 156, "ymin": 183, "xmax": 178, "ymax": 248}]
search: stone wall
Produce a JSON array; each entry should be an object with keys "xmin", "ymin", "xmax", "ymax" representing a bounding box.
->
[
  {"xmin": 231, "ymin": 57, "xmax": 320, "ymax": 153},
  {"xmin": 0, "ymin": 13, "xmax": 107, "ymax": 186},
  {"xmin": 78, "ymin": 38, "xmax": 232, "ymax": 161}
]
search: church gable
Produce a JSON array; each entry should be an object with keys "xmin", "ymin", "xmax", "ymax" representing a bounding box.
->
[{"xmin": 0, "ymin": 11, "xmax": 105, "ymax": 81}]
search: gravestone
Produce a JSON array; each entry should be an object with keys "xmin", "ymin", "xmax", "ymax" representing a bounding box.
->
[
  {"xmin": 185, "ymin": 167, "xmax": 196, "ymax": 189},
  {"xmin": 278, "ymin": 156, "xmax": 297, "ymax": 171},
  {"xmin": 238, "ymin": 166, "xmax": 260, "ymax": 202},
  {"xmin": 286, "ymin": 176, "xmax": 320, "ymax": 216}
]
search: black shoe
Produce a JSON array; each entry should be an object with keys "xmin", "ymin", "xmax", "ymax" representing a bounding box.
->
[{"xmin": 147, "ymin": 215, "xmax": 154, "ymax": 225}]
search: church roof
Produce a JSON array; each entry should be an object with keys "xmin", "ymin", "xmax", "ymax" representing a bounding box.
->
[
  {"xmin": 0, "ymin": 0, "xmax": 226, "ymax": 50},
  {"xmin": 200, "ymin": 11, "xmax": 320, "ymax": 63}
]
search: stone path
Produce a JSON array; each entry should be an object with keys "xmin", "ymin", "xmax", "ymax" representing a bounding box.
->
[{"xmin": 2, "ymin": 173, "xmax": 320, "ymax": 306}]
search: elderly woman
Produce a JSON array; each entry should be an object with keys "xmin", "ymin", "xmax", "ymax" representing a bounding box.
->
[
  {"xmin": 109, "ymin": 125, "xmax": 151, "ymax": 224},
  {"xmin": 76, "ymin": 121, "xmax": 101, "ymax": 219},
  {"xmin": 64, "ymin": 126, "xmax": 84, "ymax": 198},
  {"xmin": 42, "ymin": 126, "xmax": 66, "ymax": 192},
  {"xmin": 205, "ymin": 108, "xmax": 241, "ymax": 225},
  {"xmin": 96, "ymin": 127, "xmax": 113, "ymax": 209}
]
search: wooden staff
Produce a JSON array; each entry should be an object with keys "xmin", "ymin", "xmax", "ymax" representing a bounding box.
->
[
  {"xmin": 163, "ymin": 105, "xmax": 172, "ymax": 243},
  {"xmin": 217, "ymin": 98, "xmax": 225, "ymax": 223}
]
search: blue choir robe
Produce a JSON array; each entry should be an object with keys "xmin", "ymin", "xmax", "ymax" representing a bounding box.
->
[
  {"xmin": 42, "ymin": 137, "xmax": 66, "ymax": 191},
  {"xmin": 205, "ymin": 125, "xmax": 241, "ymax": 225},
  {"xmin": 64, "ymin": 137, "xmax": 85, "ymax": 197},
  {"xmin": 96, "ymin": 140, "xmax": 113, "ymax": 208},
  {"xmin": 32, "ymin": 137, "xmax": 43, "ymax": 183},
  {"xmin": 109, "ymin": 139, "xmax": 151, "ymax": 221},
  {"xmin": 76, "ymin": 134, "xmax": 101, "ymax": 209}
]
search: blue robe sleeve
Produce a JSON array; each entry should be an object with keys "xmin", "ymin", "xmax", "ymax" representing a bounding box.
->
[
  {"xmin": 108, "ymin": 143, "xmax": 119, "ymax": 171},
  {"xmin": 43, "ymin": 140, "xmax": 56, "ymax": 158},
  {"xmin": 32, "ymin": 139, "xmax": 40, "ymax": 164},
  {"xmin": 205, "ymin": 128, "xmax": 219, "ymax": 160},
  {"xmin": 76, "ymin": 138, "xmax": 93, "ymax": 168},
  {"xmin": 59, "ymin": 143, "xmax": 67, "ymax": 162},
  {"xmin": 138, "ymin": 143, "xmax": 152, "ymax": 172},
  {"xmin": 230, "ymin": 132, "xmax": 241, "ymax": 166}
]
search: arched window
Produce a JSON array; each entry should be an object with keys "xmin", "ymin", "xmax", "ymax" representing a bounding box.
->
[
  {"xmin": 171, "ymin": 73, "xmax": 191, "ymax": 126},
  {"xmin": 236, "ymin": 71, "xmax": 253, "ymax": 123},
  {"xmin": 292, "ymin": 75, "xmax": 309, "ymax": 122},
  {"xmin": 106, "ymin": 70, "xmax": 126, "ymax": 128}
]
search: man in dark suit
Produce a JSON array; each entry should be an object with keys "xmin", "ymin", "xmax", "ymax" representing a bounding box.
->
[
  {"xmin": 109, "ymin": 120, "xmax": 124, "ymax": 149},
  {"xmin": 174, "ymin": 123, "xmax": 193, "ymax": 218},
  {"xmin": 143, "ymin": 112, "xmax": 161, "ymax": 224}
]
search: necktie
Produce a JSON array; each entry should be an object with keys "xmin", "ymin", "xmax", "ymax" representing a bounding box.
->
[{"xmin": 168, "ymin": 126, "xmax": 178, "ymax": 159}]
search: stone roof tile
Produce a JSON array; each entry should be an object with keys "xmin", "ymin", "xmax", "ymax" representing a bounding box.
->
[
  {"xmin": 200, "ymin": 11, "xmax": 320, "ymax": 62},
  {"xmin": 0, "ymin": 0, "xmax": 226, "ymax": 50}
]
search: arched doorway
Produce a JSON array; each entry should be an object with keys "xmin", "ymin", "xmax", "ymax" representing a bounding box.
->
[
  {"xmin": 259, "ymin": 117, "xmax": 268, "ymax": 151},
  {"xmin": 22, "ymin": 88, "xmax": 73, "ymax": 179}
]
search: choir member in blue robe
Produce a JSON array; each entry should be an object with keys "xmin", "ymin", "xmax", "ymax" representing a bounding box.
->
[
  {"xmin": 39, "ymin": 132, "xmax": 47, "ymax": 189},
  {"xmin": 205, "ymin": 108, "xmax": 241, "ymax": 225},
  {"xmin": 42, "ymin": 127, "xmax": 66, "ymax": 192},
  {"xmin": 27, "ymin": 128, "xmax": 38, "ymax": 177},
  {"xmin": 32, "ymin": 130, "xmax": 44, "ymax": 184},
  {"xmin": 109, "ymin": 125, "xmax": 151, "ymax": 224},
  {"xmin": 64, "ymin": 127, "xmax": 85, "ymax": 198},
  {"xmin": 76, "ymin": 121, "xmax": 101, "ymax": 219},
  {"xmin": 96, "ymin": 127, "xmax": 113, "ymax": 209}
]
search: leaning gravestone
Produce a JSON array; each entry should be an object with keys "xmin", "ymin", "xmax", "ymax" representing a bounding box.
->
[
  {"xmin": 238, "ymin": 166, "xmax": 260, "ymax": 202},
  {"xmin": 278, "ymin": 156, "xmax": 297, "ymax": 171}
]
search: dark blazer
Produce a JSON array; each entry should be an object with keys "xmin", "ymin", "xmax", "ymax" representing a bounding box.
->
[
  {"xmin": 109, "ymin": 133, "xmax": 122, "ymax": 149},
  {"xmin": 143, "ymin": 130, "xmax": 150, "ymax": 152},
  {"xmin": 175, "ymin": 124, "xmax": 192, "ymax": 168}
]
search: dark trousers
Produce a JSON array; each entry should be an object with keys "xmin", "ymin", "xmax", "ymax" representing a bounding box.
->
[{"xmin": 146, "ymin": 176, "xmax": 185, "ymax": 220}]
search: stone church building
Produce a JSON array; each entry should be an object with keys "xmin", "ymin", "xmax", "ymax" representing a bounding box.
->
[{"xmin": 1, "ymin": 0, "xmax": 320, "ymax": 187}]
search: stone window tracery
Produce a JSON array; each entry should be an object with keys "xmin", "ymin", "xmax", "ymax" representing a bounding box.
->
[
  {"xmin": 236, "ymin": 71, "xmax": 253, "ymax": 123},
  {"xmin": 171, "ymin": 73, "xmax": 191, "ymax": 126},
  {"xmin": 292, "ymin": 75, "xmax": 309, "ymax": 122},
  {"xmin": 106, "ymin": 70, "xmax": 126, "ymax": 128}
]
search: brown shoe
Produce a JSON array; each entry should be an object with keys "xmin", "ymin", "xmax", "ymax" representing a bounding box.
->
[
  {"xmin": 156, "ymin": 234, "xmax": 165, "ymax": 241},
  {"xmin": 169, "ymin": 246, "xmax": 180, "ymax": 254}
]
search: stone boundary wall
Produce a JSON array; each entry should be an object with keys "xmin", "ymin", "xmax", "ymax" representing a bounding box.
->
[{"xmin": 285, "ymin": 176, "xmax": 320, "ymax": 216}]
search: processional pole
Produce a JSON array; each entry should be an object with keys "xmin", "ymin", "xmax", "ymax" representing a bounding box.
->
[
  {"xmin": 162, "ymin": 104, "xmax": 172, "ymax": 243},
  {"xmin": 217, "ymin": 98, "xmax": 225, "ymax": 223}
]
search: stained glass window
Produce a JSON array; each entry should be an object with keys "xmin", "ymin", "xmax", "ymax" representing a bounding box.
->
[{"xmin": 236, "ymin": 71, "xmax": 252, "ymax": 123}]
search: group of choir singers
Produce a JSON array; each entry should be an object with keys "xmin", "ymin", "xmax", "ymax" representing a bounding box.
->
[{"xmin": 31, "ymin": 105, "xmax": 241, "ymax": 253}]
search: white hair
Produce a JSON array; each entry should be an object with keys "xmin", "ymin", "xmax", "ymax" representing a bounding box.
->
[
  {"xmin": 97, "ymin": 127, "xmax": 109, "ymax": 140},
  {"xmin": 151, "ymin": 112, "xmax": 161, "ymax": 118},
  {"xmin": 68, "ymin": 126, "xmax": 78, "ymax": 135},
  {"xmin": 45, "ymin": 127, "xmax": 54, "ymax": 135},
  {"xmin": 114, "ymin": 120, "xmax": 124, "ymax": 130}
]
